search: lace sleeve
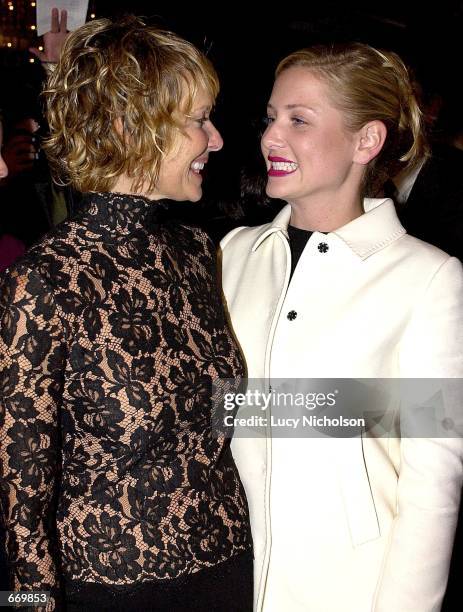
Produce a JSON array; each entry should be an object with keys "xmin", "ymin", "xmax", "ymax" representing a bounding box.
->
[{"xmin": 0, "ymin": 263, "xmax": 66, "ymax": 611}]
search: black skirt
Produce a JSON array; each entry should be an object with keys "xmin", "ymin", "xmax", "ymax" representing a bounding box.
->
[{"xmin": 65, "ymin": 551, "xmax": 253, "ymax": 612}]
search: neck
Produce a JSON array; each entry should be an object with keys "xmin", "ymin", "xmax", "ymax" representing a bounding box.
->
[
  {"xmin": 111, "ymin": 175, "xmax": 165, "ymax": 201},
  {"xmin": 80, "ymin": 191, "xmax": 171, "ymax": 236},
  {"xmin": 288, "ymin": 192, "xmax": 364, "ymax": 232}
]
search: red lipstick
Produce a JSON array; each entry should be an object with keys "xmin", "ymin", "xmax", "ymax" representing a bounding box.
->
[
  {"xmin": 268, "ymin": 156, "xmax": 294, "ymax": 163},
  {"xmin": 268, "ymin": 155, "xmax": 298, "ymax": 177}
]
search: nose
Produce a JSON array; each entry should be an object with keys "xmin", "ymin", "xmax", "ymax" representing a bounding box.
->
[
  {"xmin": 261, "ymin": 120, "xmax": 284, "ymax": 151},
  {"xmin": 206, "ymin": 120, "xmax": 223, "ymax": 152},
  {"xmin": 0, "ymin": 154, "xmax": 8, "ymax": 180}
]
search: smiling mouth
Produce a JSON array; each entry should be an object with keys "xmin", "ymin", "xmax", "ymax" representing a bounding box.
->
[
  {"xmin": 268, "ymin": 156, "xmax": 298, "ymax": 176},
  {"xmin": 190, "ymin": 161, "xmax": 205, "ymax": 174}
]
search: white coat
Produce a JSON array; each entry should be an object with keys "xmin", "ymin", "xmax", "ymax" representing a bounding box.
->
[{"xmin": 220, "ymin": 198, "xmax": 463, "ymax": 612}]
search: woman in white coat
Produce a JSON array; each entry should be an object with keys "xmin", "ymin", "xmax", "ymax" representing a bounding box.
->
[{"xmin": 220, "ymin": 43, "xmax": 463, "ymax": 612}]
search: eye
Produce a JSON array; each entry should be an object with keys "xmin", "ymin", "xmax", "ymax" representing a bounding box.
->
[
  {"xmin": 263, "ymin": 116, "xmax": 275, "ymax": 126},
  {"xmin": 195, "ymin": 115, "xmax": 209, "ymax": 127},
  {"xmin": 291, "ymin": 116, "xmax": 307, "ymax": 126}
]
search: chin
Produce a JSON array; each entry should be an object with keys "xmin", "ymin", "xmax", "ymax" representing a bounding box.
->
[
  {"xmin": 188, "ymin": 190, "xmax": 202, "ymax": 203},
  {"xmin": 266, "ymin": 184, "xmax": 288, "ymax": 200}
]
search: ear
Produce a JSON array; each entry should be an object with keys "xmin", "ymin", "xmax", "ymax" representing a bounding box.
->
[{"xmin": 353, "ymin": 120, "xmax": 387, "ymax": 165}]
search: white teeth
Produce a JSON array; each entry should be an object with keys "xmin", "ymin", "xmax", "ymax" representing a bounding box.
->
[
  {"xmin": 271, "ymin": 161, "xmax": 298, "ymax": 171},
  {"xmin": 191, "ymin": 161, "xmax": 205, "ymax": 171}
]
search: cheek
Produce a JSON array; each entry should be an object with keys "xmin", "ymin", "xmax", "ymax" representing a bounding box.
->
[
  {"xmin": 197, "ymin": 131, "xmax": 209, "ymax": 152},
  {"xmin": 185, "ymin": 128, "xmax": 208, "ymax": 154},
  {"xmin": 303, "ymin": 134, "xmax": 348, "ymax": 167},
  {"xmin": 291, "ymin": 139, "xmax": 314, "ymax": 168},
  {"xmin": 261, "ymin": 138, "xmax": 268, "ymax": 157},
  {"xmin": 323, "ymin": 127, "xmax": 355, "ymax": 155},
  {"xmin": 158, "ymin": 157, "xmax": 185, "ymax": 186}
]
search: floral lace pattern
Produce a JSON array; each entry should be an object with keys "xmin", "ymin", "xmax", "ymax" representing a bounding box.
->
[{"xmin": 0, "ymin": 192, "xmax": 251, "ymax": 610}]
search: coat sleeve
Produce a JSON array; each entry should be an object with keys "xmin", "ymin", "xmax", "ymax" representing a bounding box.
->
[
  {"xmin": 374, "ymin": 256, "xmax": 463, "ymax": 612},
  {"xmin": 0, "ymin": 262, "xmax": 66, "ymax": 611}
]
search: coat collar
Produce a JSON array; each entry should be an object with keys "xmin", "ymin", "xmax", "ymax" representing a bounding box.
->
[{"xmin": 251, "ymin": 198, "xmax": 406, "ymax": 260}]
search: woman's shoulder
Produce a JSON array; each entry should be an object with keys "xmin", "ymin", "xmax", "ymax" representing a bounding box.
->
[
  {"xmin": 167, "ymin": 221, "xmax": 218, "ymax": 257},
  {"xmin": 398, "ymin": 232, "xmax": 459, "ymax": 268},
  {"xmin": 1, "ymin": 218, "xmax": 83, "ymax": 292},
  {"xmin": 220, "ymin": 222, "xmax": 272, "ymax": 252},
  {"xmin": 388, "ymin": 233, "xmax": 463, "ymax": 297}
]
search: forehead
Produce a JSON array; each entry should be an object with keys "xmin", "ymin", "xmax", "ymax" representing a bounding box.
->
[
  {"xmin": 191, "ymin": 86, "xmax": 213, "ymax": 111},
  {"xmin": 178, "ymin": 82, "xmax": 213, "ymax": 115},
  {"xmin": 270, "ymin": 66, "xmax": 331, "ymax": 108}
]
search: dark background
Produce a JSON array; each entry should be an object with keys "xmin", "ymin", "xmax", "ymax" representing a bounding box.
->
[
  {"xmin": 92, "ymin": 0, "xmax": 463, "ymax": 204},
  {"xmin": 2, "ymin": 1, "xmax": 463, "ymax": 209}
]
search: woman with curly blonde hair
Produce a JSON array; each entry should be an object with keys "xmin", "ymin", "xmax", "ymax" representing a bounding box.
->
[{"xmin": 0, "ymin": 16, "xmax": 252, "ymax": 612}]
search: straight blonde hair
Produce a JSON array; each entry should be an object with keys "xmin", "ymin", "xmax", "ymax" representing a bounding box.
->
[{"xmin": 277, "ymin": 43, "xmax": 429, "ymax": 194}]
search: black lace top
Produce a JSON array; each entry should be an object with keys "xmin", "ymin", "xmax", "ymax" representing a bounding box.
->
[{"xmin": 0, "ymin": 192, "xmax": 251, "ymax": 611}]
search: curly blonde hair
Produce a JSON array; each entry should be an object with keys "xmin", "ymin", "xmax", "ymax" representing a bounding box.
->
[
  {"xmin": 276, "ymin": 43, "xmax": 429, "ymax": 195},
  {"xmin": 42, "ymin": 15, "xmax": 219, "ymax": 193}
]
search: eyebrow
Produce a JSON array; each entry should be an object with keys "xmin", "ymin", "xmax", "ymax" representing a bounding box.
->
[
  {"xmin": 267, "ymin": 102, "xmax": 318, "ymax": 114},
  {"xmin": 186, "ymin": 106, "xmax": 211, "ymax": 119}
]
